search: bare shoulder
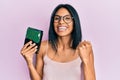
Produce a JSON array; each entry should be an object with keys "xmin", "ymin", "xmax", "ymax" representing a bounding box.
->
[{"xmin": 37, "ymin": 40, "xmax": 48, "ymax": 57}]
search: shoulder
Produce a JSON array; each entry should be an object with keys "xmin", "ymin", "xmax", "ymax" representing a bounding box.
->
[
  {"xmin": 37, "ymin": 40, "xmax": 48, "ymax": 57},
  {"xmin": 41, "ymin": 40, "xmax": 48, "ymax": 48}
]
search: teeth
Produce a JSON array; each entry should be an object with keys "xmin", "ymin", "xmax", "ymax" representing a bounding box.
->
[{"xmin": 58, "ymin": 26, "xmax": 67, "ymax": 31}]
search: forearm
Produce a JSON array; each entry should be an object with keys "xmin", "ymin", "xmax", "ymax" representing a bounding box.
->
[
  {"xmin": 28, "ymin": 64, "xmax": 42, "ymax": 80},
  {"xmin": 82, "ymin": 61, "xmax": 96, "ymax": 80}
]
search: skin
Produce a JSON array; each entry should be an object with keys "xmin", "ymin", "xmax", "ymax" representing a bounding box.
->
[{"xmin": 21, "ymin": 8, "xmax": 96, "ymax": 80}]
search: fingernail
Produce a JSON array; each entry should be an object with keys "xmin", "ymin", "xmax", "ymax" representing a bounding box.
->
[
  {"xmin": 35, "ymin": 46, "xmax": 38, "ymax": 48},
  {"xmin": 29, "ymin": 41, "xmax": 32, "ymax": 43},
  {"xmin": 32, "ymin": 43, "xmax": 35, "ymax": 46}
]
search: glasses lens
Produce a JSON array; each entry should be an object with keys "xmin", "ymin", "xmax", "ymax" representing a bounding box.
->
[
  {"xmin": 54, "ymin": 15, "xmax": 60, "ymax": 23},
  {"xmin": 64, "ymin": 15, "xmax": 73, "ymax": 23},
  {"xmin": 54, "ymin": 15, "xmax": 73, "ymax": 23}
]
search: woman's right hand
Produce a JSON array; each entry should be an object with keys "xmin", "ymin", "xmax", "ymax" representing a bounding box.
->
[{"xmin": 20, "ymin": 41, "xmax": 38, "ymax": 65}]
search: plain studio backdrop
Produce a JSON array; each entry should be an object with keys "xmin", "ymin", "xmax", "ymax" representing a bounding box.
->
[{"xmin": 0, "ymin": 0, "xmax": 120, "ymax": 80}]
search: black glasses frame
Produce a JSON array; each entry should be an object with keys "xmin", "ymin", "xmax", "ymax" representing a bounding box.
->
[{"xmin": 54, "ymin": 15, "xmax": 73, "ymax": 23}]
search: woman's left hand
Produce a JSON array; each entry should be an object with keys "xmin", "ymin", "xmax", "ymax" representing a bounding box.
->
[{"xmin": 76, "ymin": 40, "xmax": 94, "ymax": 64}]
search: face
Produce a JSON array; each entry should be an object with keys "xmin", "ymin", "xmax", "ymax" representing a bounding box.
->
[{"xmin": 53, "ymin": 8, "xmax": 73, "ymax": 37}]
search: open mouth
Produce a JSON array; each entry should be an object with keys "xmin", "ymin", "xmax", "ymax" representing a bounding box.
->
[{"xmin": 57, "ymin": 26, "xmax": 67, "ymax": 31}]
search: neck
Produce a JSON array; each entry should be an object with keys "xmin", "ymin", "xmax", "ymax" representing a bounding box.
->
[{"xmin": 57, "ymin": 36, "xmax": 72, "ymax": 50}]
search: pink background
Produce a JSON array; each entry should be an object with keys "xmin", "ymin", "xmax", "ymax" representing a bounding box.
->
[{"xmin": 0, "ymin": 0, "xmax": 120, "ymax": 80}]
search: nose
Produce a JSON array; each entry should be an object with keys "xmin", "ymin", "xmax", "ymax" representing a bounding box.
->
[{"xmin": 59, "ymin": 17, "xmax": 64, "ymax": 24}]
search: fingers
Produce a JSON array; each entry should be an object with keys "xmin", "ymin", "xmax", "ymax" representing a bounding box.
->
[
  {"xmin": 21, "ymin": 41, "xmax": 38, "ymax": 56},
  {"xmin": 23, "ymin": 46, "xmax": 38, "ymax": 56},
  {"xmin": 77, "ymin": 40, "xmax": 94, "ymax": 63},
  {"xmin": 22, "ymin": 43, "xmax": 36, "ymax": 53},
  {"xmin": 79, "ymin": 40, "xmax": 92, "ymax": 48},
  {"xmin": 22, "ymin": 41, "xmax": 32, "ymax": 50}
]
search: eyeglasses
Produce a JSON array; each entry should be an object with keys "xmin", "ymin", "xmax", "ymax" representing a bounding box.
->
[{"xmin": 54, "ymin": 15, "xmax": 73, "ymax": 23}]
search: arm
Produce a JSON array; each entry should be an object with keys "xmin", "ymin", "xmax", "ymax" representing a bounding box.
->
[
  {"xmin": 77, "ymin": 40, "xmax": 96, "ymax": 80},
  {"xmin": 27, "ymin": 51, "xmax": 44, "ymax": 80},
  {"xmin": 82, "ymin": 51, "xmax": 96, "ymax": 80},
  {"xmin": 32, "ymin": 41, "xmax": 47, "ymax": 80},
  {"xmin": 21, "ymin": 41, "xmax": 46, "ymax": 80},
  {"xmin": 27, "ymin": 63, "xmax": 41, "ymax": 80}
]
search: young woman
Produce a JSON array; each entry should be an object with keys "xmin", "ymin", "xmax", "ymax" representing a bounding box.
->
[{"xmin": 21, "ymin": 4, "xmax": 96, "ymax": 80}]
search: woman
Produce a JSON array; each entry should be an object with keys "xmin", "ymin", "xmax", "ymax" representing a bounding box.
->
[{"xmin": 21, "ymin": 4, "xmax": 96, "ymax": 80}]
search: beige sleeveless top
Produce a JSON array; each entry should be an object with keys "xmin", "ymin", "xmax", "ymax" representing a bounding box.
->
[{"xmin": 42, "ymin": 42, "xmax": 83, "ymax": 80}]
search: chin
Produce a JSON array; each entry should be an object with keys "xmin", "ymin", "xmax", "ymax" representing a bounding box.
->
[{"xmin": 56, "ymin": 33, "xmax": 71, "ymax": 37}]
